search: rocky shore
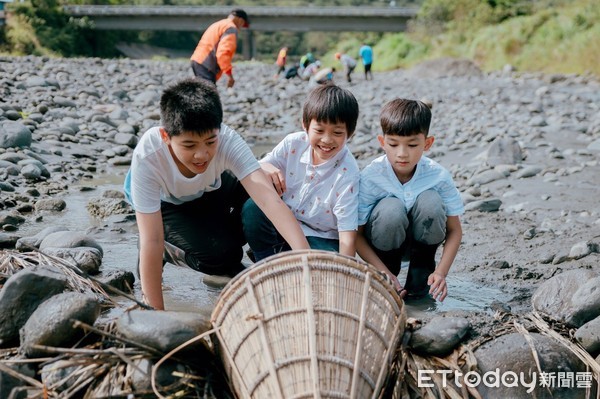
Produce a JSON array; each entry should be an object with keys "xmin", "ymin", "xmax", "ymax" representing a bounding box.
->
[{"xmin": 1, "ymin": 55, "xmax": 599, "ymax": 397}]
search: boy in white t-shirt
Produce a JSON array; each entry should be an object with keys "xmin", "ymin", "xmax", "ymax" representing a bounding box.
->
[
  {"xmin": 242, "ymin": 84, "xmax": 360, "ymax": 261},
  {"xmin": 124, "ymin": 78, "xmax": 309, "ymax": 310}
]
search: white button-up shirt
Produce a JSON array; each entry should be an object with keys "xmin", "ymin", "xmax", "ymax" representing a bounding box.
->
[
  {"xmin": 358, "ymin": 155, "xmax": 464, "ymax": 225},
  {"xmin": 262, "ymin": 132, "xmax": 359, "ymax": 239}
]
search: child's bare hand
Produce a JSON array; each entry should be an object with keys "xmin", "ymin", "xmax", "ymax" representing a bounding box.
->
[
  {"xmin": 261, "ymin": 163, "xmax": 286, "ymax": 195},
  {"xmin": 386, "ymin": 272, "xmax": 407, "ymax": 299},
  {"xmin": 427, "ymin": 272, "xmax": 448, "ymax": 302}
]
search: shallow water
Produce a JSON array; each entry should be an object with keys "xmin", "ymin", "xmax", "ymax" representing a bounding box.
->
[{"xmin": 18, "ymin": 159, "xmax": 508, "ymax": 318}]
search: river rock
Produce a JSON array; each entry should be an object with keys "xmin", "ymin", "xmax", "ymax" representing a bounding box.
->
[
  {"xmin": 467, "ymin": 169, "xmax": 506, "ymax": 185},
  {"xmin": 34, "ymin": 198, "xmax": 67, "ymax": 212},
  {"xmin": 40, "ymin": 360, "xmax": 80, "ymax": 392},
  {"xmin": 0, "ymin": 233, "xmax": 20, "ymax": 249},
  {"xmin": 113, "ymin": 132, "xmax": 138, "ymax": 148},
  {"xmin": 0, "ymin": 210, "xmax": 26, "ymax": 227},
  {"xmin": 128, "ymin": 358, "xmax": 188, "ymax": 393},
  {"xmin": 568, "ymin": 241, "xmax": 595, "ymax": 260},
  {"xmin": 574, "ymin": 316, "xmax": 600, "ymax": 356},
  {"xmin": 409, "ymin": 315, "xmax": 471, "ymax": 357},
  {"xmin": 475, "ymin": 332, "xmax": 590, "ymax": 398},
  {"xmin": 39, "ymin": 231, "xmax": 103, "ymax": 256},
  {"xmin": 464, "ymin": 198, "xmax": 502, "ymax": 212},
  {"xmin": 531, "ymin": 269, "xmax": 600, "ymax": 327},
  {"xmin": 20, "ymin": 291, "xmax": 101, "ymax": 357},
  {"xmin": 515, "ymin": 165, "xmax": 543, "ymax": 178},
  {"xmin": 15, "ymin": 226, "xmax": 69, "ymax": 251},
  {"xmin": 483, "ymin": 137, "xmax": 523, "ymax": 166},
  {"xmin": 115, "ymin": 310, "xmax": 211, "ymax": 353},
  {"xmin": 98, "ymin": 270, "xmax": 135, "ymax": 293},
  {"xmin": 86, "ymin": 197, "xmax": 132, "ymax": 219},
  {"xmin": 42, "ymin": 247, "xmax": 103, "ymax": 274},
  {"xmin": 0, "ymin": 363, "xmax": 36, "ymax": 399},
  {"xmin": 0, "ymin": 266, "xmax": 68, "ymax": 346},
  {"xmin": 0, "ymin": 121, "xmax": 32, "ymax": 149}
]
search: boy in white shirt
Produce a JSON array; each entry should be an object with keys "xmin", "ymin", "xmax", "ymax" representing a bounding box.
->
[
  {"xmin": 243, "ymin": 84, "xmax": 360, "ymax": 261},
  {"xmin": 356, "ymin": 99, "xmax": 464, "ymax": 302},
  {"xmin": 124, "ymin": 78, "xmax": 309, "ymax": 310}
]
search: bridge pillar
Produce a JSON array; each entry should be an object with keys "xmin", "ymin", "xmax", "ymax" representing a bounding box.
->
[{"xmin": 241, "ymin": 29, "xmax": 254, "ymax": 60}]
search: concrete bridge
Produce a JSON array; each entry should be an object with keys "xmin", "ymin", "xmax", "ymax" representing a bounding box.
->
[{"xmin": 64, "ymin": 5, "xmax": 419, "ymax": 59}]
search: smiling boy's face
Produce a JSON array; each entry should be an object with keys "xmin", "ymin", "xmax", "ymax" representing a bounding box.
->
[
  {"xmin": 378, "ymin": 133, "xmax": 434, "ymax": 184},
  {"xmin": 160, "ymin": 128, "xmax": 219, "ymax": 177},
  {"xmin": 304, "ymin": 119, "xmax": 349, "ymax": 166}
]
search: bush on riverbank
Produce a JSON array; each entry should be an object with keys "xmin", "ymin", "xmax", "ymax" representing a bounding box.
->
[{"xmin": 329, "ymin": 0, "xmax": 599, "ymax": 75}]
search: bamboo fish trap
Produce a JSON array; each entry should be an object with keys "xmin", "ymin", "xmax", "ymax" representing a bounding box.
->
[{"xmin": 211, "ymin": 250, "xmax": 406, "ymax": 399}]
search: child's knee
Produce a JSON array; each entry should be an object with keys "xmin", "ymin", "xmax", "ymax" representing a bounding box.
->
[{"xmin": 371, "ymin": 197, "xmax": 409, "ymax": 228}]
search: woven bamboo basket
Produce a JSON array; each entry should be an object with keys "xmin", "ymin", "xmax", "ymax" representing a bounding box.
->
[{"xmin": 211, "ymin": 250, "xmax": 406, "ymax": 399}]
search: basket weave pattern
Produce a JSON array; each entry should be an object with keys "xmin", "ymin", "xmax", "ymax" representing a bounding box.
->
[{"xmin": 211, "ymin": 250, "xmax": 406, "ymax": 399}]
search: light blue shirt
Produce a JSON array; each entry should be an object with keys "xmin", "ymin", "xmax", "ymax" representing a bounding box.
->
[
  {"xmin": 358, "ymin": 155, "xmax": 464, "ymax": 225},
  {"xmin": 359, "ymin": 45, "xmax": 373, "ymax": 65}
]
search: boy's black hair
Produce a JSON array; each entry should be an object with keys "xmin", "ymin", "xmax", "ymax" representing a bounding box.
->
[
  {"xmin": 160, "ymin": 78, "xmax": 223, "ymax": 137},
  {"xmin": 302, "ymin": 84, "xmax": 359, "ymax": 138},
  {"xmin": 380, "ymin": 98, "xmax": 432, "ymax": 137}
]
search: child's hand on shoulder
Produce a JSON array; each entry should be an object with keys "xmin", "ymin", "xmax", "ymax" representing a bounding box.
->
[
  {"xmin": 261, "ymin": 162, "xmax": 286, "ymax": 196},
  {"xmin": 428, "ymin": 272, "xmax": 448, "ymax": 302}
]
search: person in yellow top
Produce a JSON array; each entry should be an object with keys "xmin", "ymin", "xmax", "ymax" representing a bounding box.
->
[{"xmin": 190, "ymin": 9, "xmax": 250, "ymax": 88}]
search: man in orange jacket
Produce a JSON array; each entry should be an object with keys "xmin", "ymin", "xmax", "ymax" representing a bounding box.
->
[{"xmin": 190, "ymin": 9, "xmax": 250, "ymax": 88}]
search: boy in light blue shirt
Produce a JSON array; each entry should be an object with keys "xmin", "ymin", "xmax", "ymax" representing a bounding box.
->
[{"xmin": 356, "ymin": 99, "xmax": 464, "ymax": 301}]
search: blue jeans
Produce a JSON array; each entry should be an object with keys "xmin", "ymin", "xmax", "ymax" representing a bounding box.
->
[{"xmin": 242, "ymin": 198, "xmax": 338, "ymax": 262}]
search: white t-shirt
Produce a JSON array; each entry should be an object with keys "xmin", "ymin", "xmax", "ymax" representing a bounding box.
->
[
  {"xmin": 125, "ymin": 124, "xmax": 259, "ymax": 213},
  {"xmin": 262, "ymin": 131, "xmax": 359, "ymax": 239}
]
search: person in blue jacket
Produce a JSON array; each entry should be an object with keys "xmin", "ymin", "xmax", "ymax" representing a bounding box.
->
[{"xmin": 358, "ymin": 44, "xmax": 373, "ymax": 81}]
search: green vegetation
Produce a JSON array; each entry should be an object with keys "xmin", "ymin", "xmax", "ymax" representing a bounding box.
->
[
  {"xmin": 330, "ymin": 0, "xmax": 599, "ymax": 75},
  {"xmin": 1, "ymin": 0, "xmax": 598, "ymax": 76}
]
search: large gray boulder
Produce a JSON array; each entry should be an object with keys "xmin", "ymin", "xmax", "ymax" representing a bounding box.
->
[
  {"xmin": 475, "ymin": 333, "xmax": 591, "ymax": 398},
  {"xmin": 39, "ymin": 231, "xmax": 103, "ymax": 256},
  {"xmin": 409, "ymin": 315, "xmax": 471, "ymax": 357},
  {"xmin": 20, "ymin": 292, "xmax": 100, "ymax": 357},
  {"xmin": 575, "ymin": 316, "xmax": 600, "ymax": 356},
  {"xmin": 15, "ymin": 226, "xmax": 69, "ymax": 251},
  {"xmin": 42, "ymin": 247, "xmax": 102, "ymax": 275},
  {"xmin": 532, "ymin": 269, "xmax": 600, "ymax": 327},
  {"xmin": 0, "ymin": 267, "xmax": 68, "ymax": 346},
  {"xmin": 116, "ymin": 310, "xmax": 211, "ymax": 353}
]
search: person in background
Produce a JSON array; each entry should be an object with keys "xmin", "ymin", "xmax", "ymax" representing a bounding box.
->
[
  {"xmin": 301, "ymin": 60, "xmax": 321, "ymax": 81},
  {"xmin": 300, "ymin": 51, "xmax": 315, "ymax": 69},
  {"xmin": 334, "ymin": 52, "xmax": 357, "ymax": 83},
  {"xmin": 358, "ymin": 44, "xmax": 373, "ymax": 80},
  {"xmin": 190, "ymin": 9, "xmax": 250, "ymax": 88},
  {"xmin": 312, "ymin": 66, "xmax": 336, "ymax": 85},
  {"xmin": 243, "ymin": 84, "xmax": 360, "ymax": 261},
  {"xmin": 356, "ymin": 99, "xmax": 464, "ymax": 302},
  {"xmin": 274, "ymin": 46, "xmax": 288, "ymax": 78},
  {"xmin": 284, "ymin": 63, "xmax": 301, "ymax": 80},
  {"xmin": 124, "ymin": 78, "xmax": 309, "ymax": 310}
]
